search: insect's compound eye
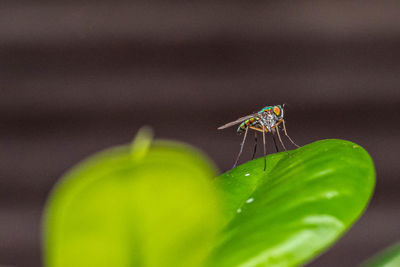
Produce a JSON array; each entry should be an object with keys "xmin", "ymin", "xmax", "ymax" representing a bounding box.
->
[{"xmin": 273, "ymin": 106, "xmax": 281, "ymax": 116}]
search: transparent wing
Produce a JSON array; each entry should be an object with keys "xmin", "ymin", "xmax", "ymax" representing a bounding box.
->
[{"xmin": 217, "ymin": 113, "xmax": 258, "ymax": 130}]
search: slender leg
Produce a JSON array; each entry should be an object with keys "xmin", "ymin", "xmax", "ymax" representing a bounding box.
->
[
  {"xmin": 272, "ymin": 131, "xmax": 279, "ymax": 153},
  {"xmin": 251, "ymin": 131, "xmax": 257, "ymax": 160},
  {"xmin": 262, "ymin": 126, "xmax": 267, "ymax": 171},
  {"xmin": 283, "ymin": 120, "xmax": 300, "ymax": 148},
  {"xmin": 276, "ymin": 126, "xmax": 290, "ymax": 157},
  {"xmin": 231, "ymin": 127, "xmax": 249, "ymax": 169}
]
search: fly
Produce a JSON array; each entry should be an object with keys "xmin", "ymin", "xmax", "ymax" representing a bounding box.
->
[{"xmin": 218, "ymin": 104, "xmax": 299, "ymax": 171}]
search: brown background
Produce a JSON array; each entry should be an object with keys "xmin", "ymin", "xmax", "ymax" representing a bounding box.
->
[{"xmin": 1, "ymin": 1, "xmax": 400, "ymax": 266}]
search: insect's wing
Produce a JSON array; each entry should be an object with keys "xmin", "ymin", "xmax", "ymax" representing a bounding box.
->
[{"xmin": 217, "ymin": 113, "xmax": 258, "ymax": 130}]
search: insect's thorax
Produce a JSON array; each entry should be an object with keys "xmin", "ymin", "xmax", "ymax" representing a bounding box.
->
[
  {"xmin": 262, "ymin": 112, "xmax": 282, "ymax": 131},
  {"xmin": 264, "ymin": 114, "xmax": 275, "ymax": 126}
]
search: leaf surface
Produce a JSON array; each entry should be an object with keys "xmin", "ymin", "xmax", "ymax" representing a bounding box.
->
[
  {"xmin": 43, "ymin": 130, "xmax": 221, "ymax": 267},
  {"xmin": 44, "ymin": 136, "xmax": 375, "ymax": 267},
  {"xmin": 362, "ymin": 243, "xmax": 400, "ymax": 267},
  {"xmin": 208, "ymin": 139, "xmax": 375, "ymax": 267}
]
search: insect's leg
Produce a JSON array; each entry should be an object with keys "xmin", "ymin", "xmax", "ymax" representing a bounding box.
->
[
  {"xmin": 272, "ymin": 130, "xmax": 279, "ymax": 152},
  {"xmin": 251, "ymin": 131, "xmax": 257, "ymax": 160},
  {"xmin": 231, "ymin": 127, "xmax": 249, "ymax": 170},
  {"xmin": 262, "ymin": 126, "xmax": 267, "ymax": 171},
  {"xmin": 283, "ymin": 119, "xmax": 300, "ymax": 148},
  {"xmin": 276, "ymin": 125, "xmax": 290, "ymax": 157}
]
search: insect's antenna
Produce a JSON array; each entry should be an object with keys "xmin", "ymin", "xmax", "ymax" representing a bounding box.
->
[
  {"xmin": 251, "ymin": 131, "xmax": 257, "ymax": 160},
  {"xmin": 276, "ymin": 125, "xmax": 290, "ymax": 157},
  {"xmin": 282, "ymin": 119, "xmax": 300, "ymax": 148},
  {"xmin": 262, "ymin": 125, "xmax": 267, "ymax": 171},
  {"xmin": 231, "ymin": 127, "xmax": 249, "ymax": 170}
]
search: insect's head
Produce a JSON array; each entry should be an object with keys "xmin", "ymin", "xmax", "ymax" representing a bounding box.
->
[
  {"xmin": 258, "ymin": 105, "xmax": 284, "ymax": 117},
  {"xmin": 258, "ymin": 105, "xmax": 284, "ymax": 131}
]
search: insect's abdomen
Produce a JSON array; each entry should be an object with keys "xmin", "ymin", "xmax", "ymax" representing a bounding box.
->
[{"xmin": 237, "ymin": 117, "xmax": 259, "ymax": 133}]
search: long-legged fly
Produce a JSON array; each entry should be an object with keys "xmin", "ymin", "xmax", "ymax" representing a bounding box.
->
[{"xmin": 218, "ymin": 104, "xmax": 299, "ymax": 171}]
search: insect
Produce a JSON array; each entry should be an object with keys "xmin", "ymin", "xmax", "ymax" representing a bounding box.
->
[{"xmin": 218, "ymin": 104, "xmax": 299, "ymax": 171}]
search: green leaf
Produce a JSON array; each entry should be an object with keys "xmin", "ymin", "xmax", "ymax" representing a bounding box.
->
[
  {"xmin": 44, "ymin": 136, "xmax": 375, "ymax": 267},
  {"xmin": 43, "ymin": 128, "xmax": 222, "ymax": 267},
  {"xmin": 362, "ymin": 243, "xmax": 400, "ymax": 267},
  {"xmin": 208, "ymin": 139, "xmax": 375, "ymax": 267}
]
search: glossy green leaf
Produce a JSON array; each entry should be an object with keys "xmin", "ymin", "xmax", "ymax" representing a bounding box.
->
[
  {"xmin": 207, "ymin": 139, "xmax": 375, "ymax": 267},
  {"xmin": 362, "ymin": 243, "xmax": 400, "ymax": 267},
  {"xmin": 43, "ymin": 128, "xmax": 222, "ymax": 267}
]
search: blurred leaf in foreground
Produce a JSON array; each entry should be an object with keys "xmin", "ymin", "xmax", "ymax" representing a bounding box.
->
[
  {"xmin": 362, "ymin": 242, "xmax": 400, "ymax": 267},
  {"xmin": 43, "ymin": 128, "xmax": 221, "ymax": 267}
]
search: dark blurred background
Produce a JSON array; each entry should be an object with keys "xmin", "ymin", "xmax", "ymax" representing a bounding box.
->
[{"xmin": 1, "ymin": 1, "xmax": 399, "ymax": 266}]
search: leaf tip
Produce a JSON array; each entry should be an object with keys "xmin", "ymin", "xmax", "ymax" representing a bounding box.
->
[{"xmin": 130, "ymin": 126, "xmax": 154, "ymax": 162}]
